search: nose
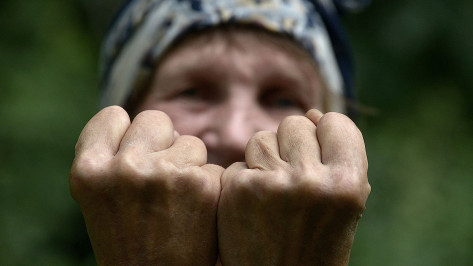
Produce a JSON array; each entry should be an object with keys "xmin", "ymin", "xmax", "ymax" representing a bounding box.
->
[
  {"xmin": 215, "ymin": 100, "xmax": 256, "ymax": 153},
  {"xmin": 202, "ymin": 97, "xmax": 274, "ymax": 166}
]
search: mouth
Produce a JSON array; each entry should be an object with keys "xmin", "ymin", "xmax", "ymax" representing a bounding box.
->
[{"xmin": 206, "ymin": 152, "xmax": 245, "ymax": 168}]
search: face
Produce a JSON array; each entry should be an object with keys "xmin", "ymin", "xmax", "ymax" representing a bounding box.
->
[{"xmin": 137, "ymin": 29, "xmax": 325, "ymax": 167}]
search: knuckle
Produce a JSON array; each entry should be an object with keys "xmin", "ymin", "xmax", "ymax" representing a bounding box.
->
[
  {"xmin": 71, "ymin": 153, "xmax": 104, "ymax": 177},
  {"xmin": 289, "ymin": 166, "xmax": 369, "ymax": 211},
  {"xmin": 113, "ymin": 152, "xmax": 158, "ymax": 188},
  {"xmin": 178, "ymin": 135, "xmax": 206, "ymax": 151},
  {"xmin": 177, "ymin": 168, "xmax": 214, "ymax": 192},
  {"xmin": 293, "ymin": 167, "xmax": 326, "ymax": 195},
  {"xmin": 102, "ymin": 105, "xmax": 127, "ymax": 115},
  {"xmin": 233, "ymin": 169, "xmax": 292, "ymax": 199},
  {"xmin": 113, "ymin": 153, "xmax": 213, "ymax": 198},
  {"xmin": 248, "ymin": 131, "xmax": 274, "ymax": 146},
  {"xmin": 69, "ymin": 152, "xmax": 110, "ymax": 199},
  {"xmin": 329, "ymin": 167, "xmax": 369, "ymax": 210},
  {"xmin": 247, "ymin": 131, "xmax": 276, "ymax": 152},
  {"xmin": 322, "ymin": 112, "xmax": 360, "ymax": 133},
  {"xmin": 323, "ymin": 112, "xmax": 349, "ymax": 122},
  {"xmin": 227, "ymin": 169, "xmax": 255, "ymax": 191},
  {"xmin": 100, "ymin": 105, "xmax": 130, "ymax": 124},
  {"xmin": 163, "ymin": 166, "xmax": 220, "ymax": 206},
  {"xmin": 252, "ymin": 130, "xmax": 273, "ymax": 140},
  {"xmin": 281, "ymin": 115, "xmax": 306, "ymax": 128},
  {"xmin": 263, "ymin": 170, "xmax": 293, "ymax": 195},
  {"xmin": 278, "ymin": 116, "xmax": 315, "ymax": 138},
  {"xmin": 134, "ymin": 109, "xmax": 171, "ymax": 124}
]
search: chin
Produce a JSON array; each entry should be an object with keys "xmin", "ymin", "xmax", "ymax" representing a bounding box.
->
[{"xmin": 207, "ymin": 153, "xmax": 245, "ymax": 168}]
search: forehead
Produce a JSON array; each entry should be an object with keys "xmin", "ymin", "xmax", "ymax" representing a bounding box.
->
[
  {"xmin": 152, "ymin": 25, "xmax": 324, "ymax": 93},
  {"xmin": 160, "ymin": 25, "xmax": 319, "ymax": 69}
]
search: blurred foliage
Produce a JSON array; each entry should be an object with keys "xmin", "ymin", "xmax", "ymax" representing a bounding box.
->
[{"xmin": 0, "ymin": 0, "xmax": 472, "ymax": 265}]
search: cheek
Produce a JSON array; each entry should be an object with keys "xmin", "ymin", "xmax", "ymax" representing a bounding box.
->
[
  {"xmin": 140, "ymin": 101, "xmax": 210, "ymax": 136},
  {"xmin": 249, "ymin": 108, "xmax": 296, "ymax": 133},
  {"xmin": 263, "ymin": 119, "xmax": 280, "ymax": 133},
  {"xmin": 171, "ymin": 114, "xmax": 202, "ymax": 136},
  {"xmin": 265, "ymin": 109, "xmax": 306, "ymax": 128}
]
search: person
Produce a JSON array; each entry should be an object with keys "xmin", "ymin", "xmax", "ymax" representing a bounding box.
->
[{"xmin": 69, "ymin": 0, "xmax": 371, "ymax": 264}]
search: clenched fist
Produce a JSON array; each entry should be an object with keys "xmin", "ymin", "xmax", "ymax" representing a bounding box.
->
[
  {"xmin": 217, "ymin": 110, "xmax": 371, "ymax": 265},
  {"xmin": 69, "ymin": 106, "xmax": 223, "ymax": 265}
]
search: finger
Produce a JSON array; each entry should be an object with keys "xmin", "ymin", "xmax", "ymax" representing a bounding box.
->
[
  {"xmin": 201, "ymin": 164, "xmax": 225, "ymax": 190},
  {"xmin": 202, "ymin": 164, "xmax": 225, "ymax": 178},
  {"xmin": 75, "ymin": 106, "xmax": 130, "ymax": 159},
  {"xmin": 305, "ymin": 109, "xmax": 324, "ymax": 126},
  {"xmin": 245, "ymin": 131, "xmax": 284, "ymax": 170},
  {"xmin": 154, "ymin": 135, "xmax": 208, "ymax": 167},
  {"xmin": 277, "ymin": 115, "xmax": 321, "ymax": 165},
  {"xmin": 220, "ymin": 162, "xmax": 248, "ymax": 189},
  {"xmin": 119, "ymin": 110, "xmax": 175, "ymax": 153},
  {"xmin": 316, "ymin": 112, "xmax": 367, "ymax": 170}
]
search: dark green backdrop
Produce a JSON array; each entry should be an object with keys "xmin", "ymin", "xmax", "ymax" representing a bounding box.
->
[{"xmin": 1, "ymin": 0, "xmax": 472, "ymax": 265}]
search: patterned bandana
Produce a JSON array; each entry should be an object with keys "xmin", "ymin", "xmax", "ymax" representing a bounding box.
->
[{"xmin": 100, "ymin": 0, "xmax": 369, "ymax": 113}]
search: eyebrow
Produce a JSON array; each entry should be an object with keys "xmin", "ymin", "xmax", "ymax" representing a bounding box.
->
[
  {"xmin": 151, "ymin": 40, "xmax": 322, "ymax": 101},
  {"xmin": 150, "ymin": 62, "xmax": 217, "ymax": 99},
  {"xmin": 254, "ymin": 53, "xmax": 321, "ymax": 100}
]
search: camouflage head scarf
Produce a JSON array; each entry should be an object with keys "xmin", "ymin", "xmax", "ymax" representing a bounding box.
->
[{"xmin": 100, "ymin": 0, "xmax": 369, "ymax": 113}]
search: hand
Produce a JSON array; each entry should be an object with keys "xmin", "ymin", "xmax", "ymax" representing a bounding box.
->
[
  {"xmin": 217, "ymin": 109, "xmax": 371, "ymax": 265},
  {"xmin": 69, "ymin": 106, "xmax": 223, "ymax": 265}
]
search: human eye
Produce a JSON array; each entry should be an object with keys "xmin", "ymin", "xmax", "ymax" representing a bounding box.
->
[
  {"xmin": 260, "ymin": 87, "xmax": 307, "ymax": 112},
  {"xmin": 165, "ymin": 71, "xmax": 222, "ymax": 103},
  {"xmin": 176, "ymin": 87, "xmax": 201, "ymax": 99},
  {"xmin": 171, "ymin": 83, "xmax": 220, "ymax": 105},
  {"xmin": 271, "ymin": 96, "xmax": 298, "ymax": 108}
]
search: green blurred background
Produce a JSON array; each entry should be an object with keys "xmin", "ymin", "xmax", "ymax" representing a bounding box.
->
[{"xmin": 1, "ymin": 0, "xmax": 472, "ymax": 265}]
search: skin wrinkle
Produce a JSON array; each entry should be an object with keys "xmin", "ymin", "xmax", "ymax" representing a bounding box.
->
[
  {"xmin": 137, "ymin": 27, "xmax": 326, "ymax": 168},
  {"xmin": 246, "ymin": 131, "xmax": 281, "ymax": 170},
  {"xmin": 153, "ymin": 33, "xmax": 320, "ymax": 107},
  {"xmin": 71, "ymin": 14, "xmax": 370, "ymax": 264},
  {"xmin": 140, "ymin": 27, "xmax": 324, "ymax": 113}
]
